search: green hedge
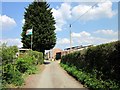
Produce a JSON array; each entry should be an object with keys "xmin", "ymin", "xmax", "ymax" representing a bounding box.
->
[
  {"xmin": 27, "ymin": 50, "xmax": 43, "ymax": 64},
  {"xmin": 0, "ymin": 44, "xmax": 44, "ymax": 87},
  {"xmin": 61, "ymin": 41, "xmax": 120, "ymax": 88},
  {"xmin": 61, "ymin": 63, "xmax": 119, "ymax": 89},
  {"xmin": 1, "ymin": 44, "xmax": 18, "ymax": 64},
  {"xmin": 3, "ymin": 64, "xmax": 24, "ymax": 86},
  {"xmin": 16, "ymin": 51, "xmax": 43, "ymax": 74},
  {"xmin": 16, "ymin": 55, "xmax": 36, "ymax": 74},
  {"xmin": 0, "ymin": 44, "xmax": 24, "ymax": 87}
]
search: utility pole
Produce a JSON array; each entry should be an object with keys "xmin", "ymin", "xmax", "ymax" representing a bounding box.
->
[
  {"xmin": 69, "ymin": 24, "xmax": 72, "ymax": 53},
  {"xmin": 31, "ymin": 26, "xmax": 33, "ymax": 50}
]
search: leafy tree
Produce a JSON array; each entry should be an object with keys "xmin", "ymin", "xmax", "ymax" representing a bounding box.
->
[{"xmin": 21, "ymin": 0, "xmax": 56, "ymax": 55}]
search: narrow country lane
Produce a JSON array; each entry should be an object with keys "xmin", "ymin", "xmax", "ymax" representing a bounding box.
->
[{"xmin": 23, "ymin": 60, "xmax": 87, "ymax": 88}]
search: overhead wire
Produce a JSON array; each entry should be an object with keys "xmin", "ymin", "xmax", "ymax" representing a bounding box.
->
[
  {"xmin": 70, "ymin": 0, "xmax": 106, "ymax": 26},
  {"xmin": 53, "ymin": 0, "xmax": 107, "ymax": 29},
  {"xmin": 68, "ymin": 0, "xmax": 106, "ymax": 50}
]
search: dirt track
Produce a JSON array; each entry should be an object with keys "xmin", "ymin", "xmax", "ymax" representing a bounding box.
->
[{"xmin": 23, "ymin": 61, "xmax": 86, "ymax": 88}]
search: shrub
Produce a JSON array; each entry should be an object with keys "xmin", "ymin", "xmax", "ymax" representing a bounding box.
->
[
  {"xmin": 0, "ymin": 43, "xmax": 18, "ymax": 64},
  {"xmin": 0, "ymin": 44, "xmax": 24, "ymax": 87},
  {"xmin": 16, "ymin": 50, "xmax": 43, "ymax": 74},
  {"xmin": 16, "ymin": 54, "xmax": 36, "ymax": 74},
  {"xmin": 61, "ymin": 41, "xmax": 120, "ymax": 89},
  {"xmin": 60, "ymin": 63, "xmax": 120, "ymax": 89},
  {"xmin": 3, "ymin": 64, "xmax": 24, "ymax": 86},
  {"xmin": 0, "ymin": 44, "xmax": 44, "ymax": 87},
  {"xmin": 27, "ymin": 50, "xmax": 43, "ymax": 65},
  {"xmin": 26, "ymin": 66, "xmax": 37, "ymax": 74}
]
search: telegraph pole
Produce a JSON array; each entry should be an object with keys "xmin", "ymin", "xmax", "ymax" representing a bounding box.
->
[
  {"xmin": 31, "ymin": 26, "xmax": 33, "ymax": 50},
  {"xmin": 69, "ymin": 24, "xmax": 72, "ymax": 53}
]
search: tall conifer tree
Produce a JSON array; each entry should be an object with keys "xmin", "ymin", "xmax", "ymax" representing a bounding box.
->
[{"xmin": 21, "ymin": 1, "xmax": 56, "ymax": 55}]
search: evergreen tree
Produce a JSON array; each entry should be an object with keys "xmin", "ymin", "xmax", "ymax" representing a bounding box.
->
[{"xmin": 21, "ymin": 1, "xmax": 56, "ymax": 55}]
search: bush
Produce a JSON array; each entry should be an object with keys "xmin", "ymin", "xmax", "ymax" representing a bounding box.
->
[
  {"xmin": 16, "ymin": 54, "xmax": 37, "ymax": 74},
  {"xmin": 0, "ymin": 44, "xmax": 24, "ymax": 87},
  {"xmin": 16, "ymin": 50, "xmax": 43, "ymax": 74},
  {"xmin": 61, "ymin": 41, "xmax": 120, "ymax": 89},
  {"xmin": 27, "ymin": 50, "xmax": 43, "ymax": 65},
  {"xmin": 0, "ymin": 43, "xmax": 18, "ymax": 64},
  {"xmin": 60, "ymin": 63, "xmax": 119, "ymax": 89},
  {"xmin": 26, "ymin": 66, "xmax": 37, "ymax": 74},
  {"xmin": 3, "ymin": 64, "xmax": 24, "ymax": 86},
  {"xmin": 0, "ymin": 44, "xmax": 44, "ymax": 87}
]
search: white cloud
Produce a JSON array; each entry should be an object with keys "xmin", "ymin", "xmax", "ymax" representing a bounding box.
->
[
  {"xmin": 94, "ymin": 29, "xmax": 117, "ymax": 36},
  {"xmin": 55, "ymin": 37, "xmax": 74, "ymax": 49},
  {"xmin": 57, "ymin": 38, "xmax": 70, "ymax": 45},
  {"xmin": 52, "ymin": 3, "xmax": 71, "ymax": 31},
  {"xmin": 72, "ymin": 31, "xmax": 91, "ymax": 38},
  {"xmin": 55, "ymin": 30, "xmax": 118, "ymax": 49},
  {"xmin": 88, "ymin": 37, "xmax": 117, "ymax": 45},
  {"xmin": 22, "ymin": 19, "xmax": 25, "ymax": 25},
  {"xmin": 59, "ymin": 3, "xmax": 72, "ymax": 19},
  {"xmin": 79, "ymin": 2, "xmax": 99, "ymax": 6},
  {"xmin": 71, "ymin": 30, "xmax": 118, "ymax": 46},
  {"xmin": 52, "ymin": 1, "xmax": 116, "ymax": 32},
  {"xmin": 72, "ymin": 31, "xmax": 93, "ymax": 45},
  {"xmin": 71, "ymin": 0, "xmax": 116, "ymax": 21},
  {"xmin": 52, "ymin": 3, "xmax": 71, "ymax": 20},
  {"xmin": 0, "ymin": 15, "xmax": 16, "ymax": 30},
  {"xmin": 52, "ymin": 8, "xmax": 65, "ymax": 31},
  {"xmin": 0, "ymin": 38, "xmax": 23, "ymax": 48}
]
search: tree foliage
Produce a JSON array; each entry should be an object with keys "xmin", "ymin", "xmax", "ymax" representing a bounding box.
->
[
  {"xmin": 61, "ymin": 41, "xmax": 120, "ymax": 84},
  {"xmin": 21, "ymin": 1, "xmax": 56, "ymax": 54}
]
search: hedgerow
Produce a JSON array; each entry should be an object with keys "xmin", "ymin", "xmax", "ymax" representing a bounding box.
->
[
  {"xmin": 60, "ymin": 63, "xmax": 119, "ymax": 89},
  {"xmin": 3, "ymin": 64, "xmax": 24, "ymax": 86},
  {"xmin": 16, "ymin": 55, "xmax": 36, "ymax": 74},
  {"xmin": 61, "ymin": 41, "xmax": 120, "ymax": 89},
  {"xmin": 16, "ymin": 51, "xmax": 43, "ymax": 74},
  {"xmin": 0, "ymin": 43, "xmax": 44, "ymax": 88},
  {"xmin": 27, "ymin": 50, "xmax": 43, "ymax": 65}
]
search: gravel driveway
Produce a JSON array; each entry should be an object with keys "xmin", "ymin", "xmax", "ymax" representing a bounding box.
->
[{"xmin": 23, "ymin": 60, "xmax": 87, "ymax": 88}]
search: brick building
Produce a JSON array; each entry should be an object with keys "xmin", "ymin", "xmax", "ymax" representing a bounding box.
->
[
  {"xmin": 46, "ymin": 45, "xmax": 93, "ymax": 60},
  {"xmin": 46, "ymin": 48, "xmax": 63, "ymax": 60}
]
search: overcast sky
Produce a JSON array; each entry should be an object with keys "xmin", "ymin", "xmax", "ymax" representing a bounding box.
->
[{"xmin": 0, "ymin": 0, "xmax": 118, "ymax": 50}]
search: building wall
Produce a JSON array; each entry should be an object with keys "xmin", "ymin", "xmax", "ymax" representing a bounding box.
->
[
  {"xmin": 52, "ymin": 48, "xmax": 63, "ymax": 60},
  {"xmin": 46, "ymin": 45, "xmax": 93, "ymax": 60},
  {"xmin": 46, "ymin": 48, "xmax": 63, "ymax": 60}
]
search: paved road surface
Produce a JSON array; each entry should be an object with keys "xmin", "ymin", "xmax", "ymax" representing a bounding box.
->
[{"xmin": 23, "ymin": 61, "xmax": 86, "ymax": 88}]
